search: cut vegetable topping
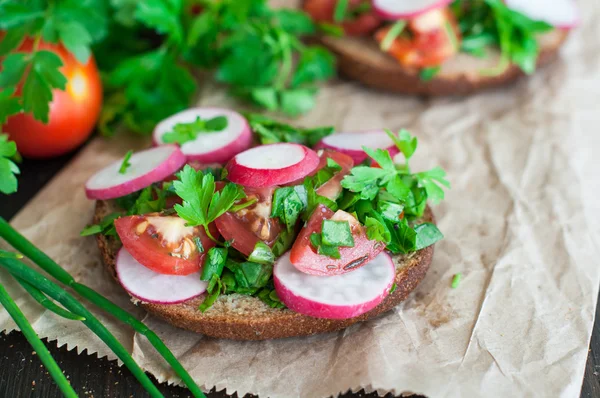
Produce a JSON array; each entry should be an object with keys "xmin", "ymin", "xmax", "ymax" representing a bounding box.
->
[
  {"xmin": 225, "ymin": 143, "xmax": 320, "ymax": 188},
  {"xmin": 315, "ymin": 131, "xmax": 398, "ymax": 164},
  {"xmin": 153, "ymin": 108, "xmax": 252, "ymax": 164},
  {"xmin": 505, "ymin": 0, "xmax": 579, "ymax": 29},
  {"xmin": 274, "ymin": 251, "xmax": 395, "ymax": 319},
  {"xmin": 372, "ymin": 0, "xmax": 452, "ymax": 20},
  {"xmin": 290, "ymin": 205, "xmax": 385, "ymax": 276},
  {"xmin": 85, "ymin": 145, "xmax": 186, "ymax": 200},
  {"xmin": 115, "ymin": 248, "xmax": 207, "ymax": 304}
]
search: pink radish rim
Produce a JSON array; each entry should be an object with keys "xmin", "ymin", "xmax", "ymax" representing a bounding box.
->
[
  {"xmin": 85, "ymin": 145, "xmax": 186, "ymax": 200},
  {"xmin": 115, "ymin": 248, "xmax": 207, "ymax": 305},
  {"xmin": 274, "ymin": 252, "xmax": 396, "ymax": 320},
  {"xmin": 373, "ymin": 0, "xmax": 453, "ymax": 20},
  {"xmin": 315, "ymin": 131, "xmax": 399, "ymax": 164},
  {"xmin": 226, "ymin": 143, "xmax": 320, "ymax": 187}
]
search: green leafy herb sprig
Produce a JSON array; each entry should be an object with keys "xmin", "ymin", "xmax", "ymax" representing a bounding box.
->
[
  {"xmin": 340, "ymin": 129, "xmax": 449, "ymax": 254},
  {"xmin": 0, "ymin": 134, "xmax": 20, "ymax": 194},
  {"xmin": 246, "ymin": 113, "xmax": 335, "ymax": 146},
  {"xmin": 451, "ymin": 0, "xmax": 553, "ymax": 75}
]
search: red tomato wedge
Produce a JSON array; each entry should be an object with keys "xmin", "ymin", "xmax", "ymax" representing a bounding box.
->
[
  {"xmin": 375, "ymin": 8, "xmax": 460, "ymax": 68},
  {"xmin": 314, "ymin": 150, "xmax": 354, "ymax": 200},
  {"xmin": 214, "ymin": 187, "xmax": 283, "ymax": 257},
  {"xmin": 290, "ymin": 205, "xmax": 386, "ymax": 276},
  {"xmin": 115, "ymin": 214, "xmax": 219, "ymax": 275},
  {"xmin": 304, "ymin": 0, "xmax": 382, "ymax": 36}
]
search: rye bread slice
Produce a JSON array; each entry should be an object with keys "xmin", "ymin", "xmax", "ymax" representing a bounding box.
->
[
  {"xmin": 94, "ymin": 199, "xmax": 435, "ymax": 340},
  {"xmin": 320, "ymin": 29, "xmax": 569, "ymax": 95}
]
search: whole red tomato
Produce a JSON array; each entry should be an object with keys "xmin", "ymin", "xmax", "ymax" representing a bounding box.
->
[{"xmin": 3, "ymin": 38, "xmax": 102, "ymax": 158}]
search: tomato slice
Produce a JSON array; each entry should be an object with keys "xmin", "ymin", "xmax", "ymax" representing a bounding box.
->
[
  {"xmin": 375, "ymin": 8, "xmax": 461, "ymax": 68},
  {"xmin": 214, "ymin": 186, "xmax": 283, "ymax": 257},
  {"xmin": 314, "ymin": 150, "xmax": 354, "ymax": 200},
  {"xmin": 304, "ymin": 0, "xmax": 382, "ymax": 36},
  {"xmin": 115, "ymin": 214, "xmax": 219, "ymax": 275},
  {"xmin": 289, "ymin": 204, "xmax": 385, "ymax": 276}
]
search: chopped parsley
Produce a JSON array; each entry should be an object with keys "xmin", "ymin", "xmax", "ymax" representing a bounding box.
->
[{"xmin": 118, "ymin": 150, "xmax": 133, "ymax": 174}]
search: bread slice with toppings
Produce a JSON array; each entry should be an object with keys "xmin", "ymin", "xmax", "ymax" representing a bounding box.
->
[
  {"xmin": 321, "ymin": 30, "xmax": 568, "ymax": 95},
  {"xmin": 94, "ymin": 199, "xmax": 435, "ymax": 340}
]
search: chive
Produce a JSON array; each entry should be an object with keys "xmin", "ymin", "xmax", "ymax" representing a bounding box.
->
[
  {"xmin": 380, "ymin": 21, "xmax": 406, "ymax": 51},
  {"xmin": 451, "ymin": 273, "xmax": 462, "ymax": 289},
  {"xmin": 0, "ymin": 282, "xmax": 78, "ymax": 398},
  {"xmin": 119, "ymin": 150, "xmax": 133, "ymax": 174},
  {"xmin": 16, "ymin": 278, "xmax": 85, "ymax": 321},
  {"xmin": 0, "ymin": 249, "xmax": 22, "ymax": 259},
  {"xmin": 0, "ymin": 217, "xmax": 205, "ymax": 398},
  {"xmin": 0, "ymin": 257, "xmax": 164, "ymax": 398}
]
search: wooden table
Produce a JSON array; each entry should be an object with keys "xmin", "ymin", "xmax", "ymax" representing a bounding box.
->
[{"xmin": 1, "ymin": 144, "xmax": 599, "ymax": 397}]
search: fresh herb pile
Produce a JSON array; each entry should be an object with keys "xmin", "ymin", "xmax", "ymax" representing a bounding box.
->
[
  {"xmin": 0, "ymin": 0, "xmax": 336, "ymax": 137},
  {"xmin": 85, "ymin": 127, "xmax": 448, "ymax": 311},
  {"xmin": 451, "ymin": 0, "xmax": 553, "ymax": 75}
]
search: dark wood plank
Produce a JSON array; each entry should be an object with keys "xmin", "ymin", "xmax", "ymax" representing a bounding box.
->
[{"xmin": 0, "ymin": 142, "xmax": 597, "ymax": 397}]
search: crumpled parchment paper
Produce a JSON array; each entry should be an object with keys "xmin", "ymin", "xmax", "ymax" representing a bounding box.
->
[{"xmin": 1, "ymin": 1, "xmax": 600, "ymax": 397}]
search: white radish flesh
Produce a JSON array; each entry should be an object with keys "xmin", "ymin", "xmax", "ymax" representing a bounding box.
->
[
  {"xmin": 274, "ymin": 251, "xmax": 396, "ymax": 319},
  {"xmin": 505, "ymin": 0, "xmax": 579, "ymax": 29},
  {"xmin": 153, "ymin": 108, "xmax": 253, "ymax": 163},
  {"xmin": 315, "ymin": 131, "xmax": 399, "ymax": 164},
  {"xmin": 116, "ymin": 248, "xmax": 207, "ymax": 304},
  {"xmin": 226, "ymin": 143, "xmax": 320, "ymax": 187},
  {"xmin": 373, "ymin": 0, "xmax": 452, "ymax": 19},
  {"xmin": 85, "ymin": 145, "xmax": 186, "ymax": 200}
]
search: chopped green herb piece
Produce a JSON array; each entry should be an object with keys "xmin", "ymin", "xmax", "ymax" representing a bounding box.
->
[
  {"xmin": 321, "ymin": 220, "xmax": 354, "ymax": 247},
  {"xmin": 201, "ymin": 247, "xmax": 228, "ymax": 282},
  {"xmin": 199, "ymin": 274, "xmax": 223, "ymax": 312},
  {"xmin": 162, "ymin": 116, "xmax": 228, "ymax": 145},
  {"xmin": 420, "ymin": 66, "xmax": 441, "ymax": 82},
  {"xmin": 248, "ymin": 242, "xmax": 275, "ymax": 265},
  {"xmin": 193, "ymin": 236, "xmax": 204, "ymax": 253},
  {"xmin": 271, "ymin": 187, "xmax": 306, "ymax": 231},
  {"xmin": 334, "ymin": 0, "xmax": 350, "ymax": 23},
  {"xmin": 380, "ymin": 21, "xmax": 406, "ymax": 51},
  {"xmin": 118, "ymin": 150, "xmax": 133, "ymax": 174},
  {"xmin": 80, "ymin": 213, "xmax": 121, "ymax": 237},
  {"xmin": 414, "ymin": 223, "xmax": 444, "ymax": 250},
  {"xmin": 389, "ymin": 283, "xmax": 397, "ymax": 293},
  {"xmin": 451, "ymin": 273, "xmax": 462, "ymax": 289}
]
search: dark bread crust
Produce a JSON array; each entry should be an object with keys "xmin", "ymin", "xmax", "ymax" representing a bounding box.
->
[
  {"xmin": 321, "ymin": 30, "xmax": 569, "ymax": 95},
  {"xmin": 95, "ymin": 200, "xmax": 434, "ymax": 340}
]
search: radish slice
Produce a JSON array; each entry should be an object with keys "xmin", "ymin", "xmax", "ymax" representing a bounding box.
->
[
  {"xmin": 373, "ymin": 0, "xmax": 452, "ymax": 20},
  {"xmin": 225, "ymin": 143, "xmax": 320, "ymax": 188},
  {"xmin": 274, "ymin": 251, "xmax": 396, "ymax": 319},
  {"xmin": 85, "ymin": 145, "xmax": 186, "ymax": 200},
  {"xmin": 505, "ymin": 0, "xmax": 579, "ymax": 29},
  {"xmin": 115, "ymin": 248, "xmax": 207, "ymax": 304},
  {"xmin": 153, "ymin": 108, "xmax": 253, "ymax": 163},
  {"xmin": 314, "ymin": 131, "xmax": 399, "ymax": 164}
]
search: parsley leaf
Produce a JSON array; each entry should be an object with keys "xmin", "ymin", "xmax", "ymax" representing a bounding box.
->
[
  {"xmin": 80, "ymin": 213, "xmax": 121, "ymax": 237},
  {"xmin": 162, "ymin": 116, "xmax": 228, "ymax": 145},
  {"xmin": 22, "ymin": 51, "xmax": 67, "ymax": 123},
  {"xmin": 0, "ymin": 133, "xmax": 20, "ymax": 195},
  {"xmin": 201, "ymin": 247, "xmax": 228, "ymax": 281},
  {"xmin": 119, "ymin": 150, "xmax": 133, "ymax": 174},
  {"xmin": 0, "ymin": 89, "xmax": 22, "ymax": 125},
  {"xmin": 173, "ymin": 165, "xmax": 245, "ymax": 240},
  {"xmin": 271, "ymin": 186, "xmax": 306, "ymax": 231}
]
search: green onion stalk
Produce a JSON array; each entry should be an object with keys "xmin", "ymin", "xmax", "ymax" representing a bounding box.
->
[
  {"xmin": 0, "ymin": 217, "xmax": 205, "ymax": 398},
  {"xmin": 0, "ymin": 257, "xmax": 164, "ymax": 398},
  {"xmin": 0, "ymin": 282, "xmax": 78, "ymax": 398}
]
